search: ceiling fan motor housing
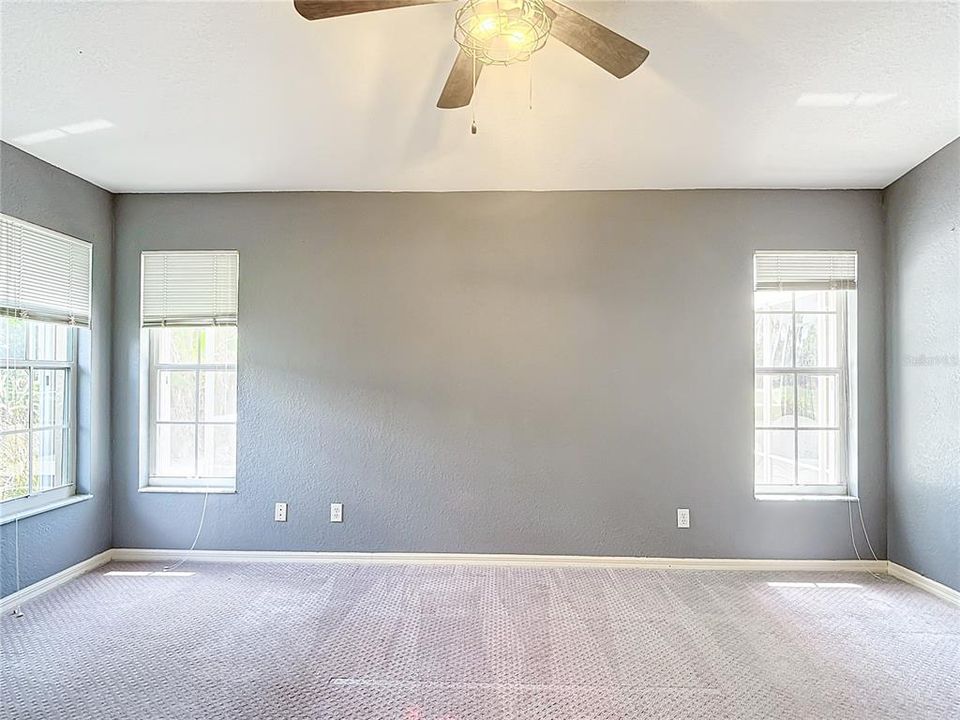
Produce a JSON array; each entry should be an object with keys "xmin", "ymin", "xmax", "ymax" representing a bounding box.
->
[{"xmin": 455, "ymin": 0, "xmax": 552, "ymax": 66}]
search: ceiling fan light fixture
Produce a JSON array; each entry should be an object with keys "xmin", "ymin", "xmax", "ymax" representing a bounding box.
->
[{"xmin": 454, "ymin": 0, "xmax": 552, "ymax": 66}]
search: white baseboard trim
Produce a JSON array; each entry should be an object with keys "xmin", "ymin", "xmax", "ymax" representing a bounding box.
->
[
  {"xmin": 1, "ymin": 549, "xmax": 894, "ymax": 612},
  {"xmin": 887, "ymin": 562, "xmax": 960, "ymax": 608},
  {"xmin": 0, "ymin": 549, "xmax": 112, "ymax": 615},
  {"xmin": 111, "ymin": 548, "xmax": 886, "ymax": 573},
  {"xmin": 10, "ymin": 551, "xmax": 959, "ymax": 613}
]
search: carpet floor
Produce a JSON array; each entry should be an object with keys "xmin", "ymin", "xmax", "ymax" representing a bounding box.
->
[{"xmin": 1, "ymin": 561, "xmax": 958, "ymax": 719}]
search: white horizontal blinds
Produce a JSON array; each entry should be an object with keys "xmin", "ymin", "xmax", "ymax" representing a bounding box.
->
[
  {"xmin": 754, "ymin": 251, "xmax": 857, "ymax": 291},
  {"xmin": 0, "ymin": 213, "xmax": 93, "ymax": 327},
  {"xmin": 141, "ymin": 250, "xmax": 239, "ymax": 328}
]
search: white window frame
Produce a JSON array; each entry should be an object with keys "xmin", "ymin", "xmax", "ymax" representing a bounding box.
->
[
  {"xmin": 1, "ymin": 320, "xmax": 78, "ymax": 516},
  {"xmin": 754, "ymin": 289, "xmax": 856, "ymax": 497},
  {"xmin": 144, "ymin": 327, "xmax": 237, "ymax": 492}
]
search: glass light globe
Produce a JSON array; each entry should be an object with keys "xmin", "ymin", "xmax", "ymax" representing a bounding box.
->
[{"xmin": 455, "ymin": 0, "xmax": 552, "ymax": 66}]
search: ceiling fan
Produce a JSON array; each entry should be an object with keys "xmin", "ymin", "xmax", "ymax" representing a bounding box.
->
[{"xmin": 293, "ymin": 0, "xmax": 649, "ymax": 109}]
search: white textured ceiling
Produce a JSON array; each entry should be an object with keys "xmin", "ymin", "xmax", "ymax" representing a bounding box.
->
[{"xmin": 1, "ymin": 0, "xmax": 958, "ymax": 192}]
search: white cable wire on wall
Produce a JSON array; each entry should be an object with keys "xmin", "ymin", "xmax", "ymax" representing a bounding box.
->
[
  {"xmin": 163, "ymin": 492, "xmax": 209, "ymax": 573},
  {"xmin": 12, "ymin": 518, "xmax": 24, "ymax": 617},
  {"xmin": 855, "ymin": 498, "xmax": 879, "ymax": 561},
  {"xmin": 849, "ymin": 497, "xmax": 883, "ymax": 581}
]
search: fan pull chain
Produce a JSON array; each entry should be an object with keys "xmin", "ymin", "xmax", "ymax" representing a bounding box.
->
[
  {"xmin": 471, "ymin": 56, "xmax": 478, "ymax": 135},
  {"xmin": 529, "ymin": 55, "xmax": 534, "ymax": 110}
]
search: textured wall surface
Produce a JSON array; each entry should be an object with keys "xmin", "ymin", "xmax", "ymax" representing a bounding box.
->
[
  {"xmin": 112, "ymin": 190, "xmax": 886, "ymax": 559},
  {"xmin": 0, "ymin": 142, "xmax": 113, "ymax": 597},
  {"xmin": 885, "ymin": 138, "xmax": 960, "ymax": 591}
]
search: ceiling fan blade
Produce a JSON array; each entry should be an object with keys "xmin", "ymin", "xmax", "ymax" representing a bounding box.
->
[
  {"xmin": 437, "ymin": 50, "xmax": 482, "ymax": 109},
  {"xmin": 294, "ymin": 0, "xmax": 451, "ymax": 21},
  {"xmin": 543, "ymin": 0, "xmax": 649, "ymax": 79}
]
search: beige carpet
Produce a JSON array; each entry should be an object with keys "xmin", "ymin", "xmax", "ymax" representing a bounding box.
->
[{"xmin": 1, "ymin": 561, "xmax": 958, "ymax": 719}]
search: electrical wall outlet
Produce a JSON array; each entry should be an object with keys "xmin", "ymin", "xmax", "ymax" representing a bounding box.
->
[
  {"xmin": 274, "ymin": 502, "xmax": 288, "ymax": 522},
  {"xmin": 677, "ymin": 508, "xmax": 690, "ymax": 529},
  {"xmin": 330, "ymin": 502, "xmax": 343, "ymax": 523}
]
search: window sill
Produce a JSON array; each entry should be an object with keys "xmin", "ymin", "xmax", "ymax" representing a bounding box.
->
[
  {"xmin": 139, "ymin": 486, "xmax": 235, "ymax": 495},
  {"xmin": 0, "ymin": 493, "xmax": 94, "ymax": 525},
  {"xmin": 755, "ymin": 494, "xmax": 858, "ymax": 502}
]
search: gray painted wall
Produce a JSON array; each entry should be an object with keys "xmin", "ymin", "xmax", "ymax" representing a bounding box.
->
[
  {"xmin": 884, "ymin": 138, "xmax": 960, "ymax": 591},
  {"xmin": 113, "ymin": 190, "xmax": 886, "ymax": 559},
  {"xmin": 0, "ymin": 142, "xmax": 113, "ymax": 597}
]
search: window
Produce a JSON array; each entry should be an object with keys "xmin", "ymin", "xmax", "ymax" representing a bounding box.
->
[
  {"xmin": 1, "ymin": 319, "xmax": 77, "ymax": 512},
  {"xmin": 140, "ymin": 250, "xmax": 239, "ymax": 492},
  {"xmin": 1, "ymin": 213, "xmax": 91, "ymax": 516},
  {"xmin": 147, "ymin": 326, "xmax": 237, "ymax": 489},
  {"xmin": 754, "ymin": 251, "xmax": 856, "ymax": 496}
]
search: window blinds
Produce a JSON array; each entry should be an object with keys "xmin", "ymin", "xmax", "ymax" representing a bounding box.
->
[
  {"xmin": 0, "ymin": 213, "xmax": 93, "ymax": 327},
  {"xmin": 141, "ymin": 250, "xmax": 239, "ymax": 328},
  {"xmin": 754, "ymin": 251, "xmax": 857, "ymax": 291}
]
